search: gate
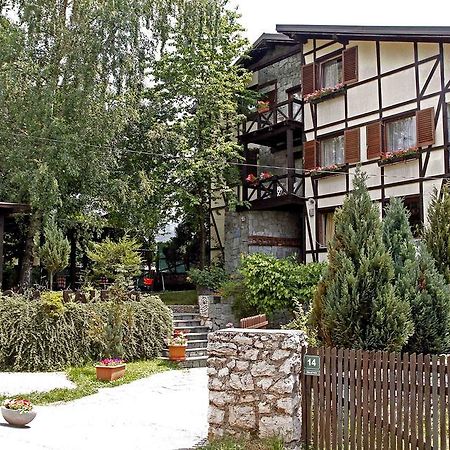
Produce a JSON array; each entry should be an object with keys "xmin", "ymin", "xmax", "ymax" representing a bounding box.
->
[{"xmin": 301, "ymin": 347, "xmax": 450, "ymax": 449}]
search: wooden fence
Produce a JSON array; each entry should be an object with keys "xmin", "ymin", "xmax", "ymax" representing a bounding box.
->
[{"xmin": 301, "ymin": 347, "xmax": 450, "ymax": 449}]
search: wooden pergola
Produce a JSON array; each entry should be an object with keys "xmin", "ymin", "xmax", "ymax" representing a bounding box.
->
[{"xmin": 0, "ymin": 202, "xmax": 30, "ymax": 289}]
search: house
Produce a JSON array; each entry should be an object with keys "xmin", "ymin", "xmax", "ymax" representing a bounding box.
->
[{"xmin": 210, "ymin": 25, "xmax": 450, "ymax": 270}]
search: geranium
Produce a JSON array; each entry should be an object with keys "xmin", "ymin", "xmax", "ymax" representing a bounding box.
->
[
  {"xmin": 309, "ymin": 164, "xmax": 343, "ymax": 175},
  {"xmin": 245, "ymin": 173, "xmax": 258, "ymax": 184},
  {"xmin": 168, "ymin": 330, "xmax": 188, "ymax": 346},
  {"xmin": 259, "ymin": 171, "xmax": 273, "ymax": 180},
  {"xmin": 98, "ymin": 358, "xmax": 125, "ymax": 366},
  {"xmin": 380, "ymin": 146, "xmax": 418, "ymax": 161},
  {"xmin": 2, "ymin": 399, "xmax": 34, "ymax": 414},
  {"xmin": 304, "ymin": 83, "xmax": 345, "ymax": 103},
  {"xmin": 257, "ymin": 100, "xmax": 270, "ymax": 111}
]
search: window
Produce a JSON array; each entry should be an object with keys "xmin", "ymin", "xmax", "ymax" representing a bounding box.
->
[
  {"xmin": 321, "ymin": 58, "xmax": 342, "ymax": 89},
  {"xmin": 404, "ymin": 196, "xmax": 422, "ymax": 237},
  {"xmin": 320, "ymin": 135, "xmax": 344, "ymax": 167},
  {"xmin": 447, "ymin": 103, "xmax": 450, "ymax": 141},
  {"xmin": 319, "ymin": 210, "xmax": 336, "ymax": 247},
  {"xmin": 385, "ymin": 116, "xmax": 416, "ymax": 152}
]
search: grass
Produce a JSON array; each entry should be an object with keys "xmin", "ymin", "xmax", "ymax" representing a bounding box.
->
[
  {"xmin": 157, "ymin": 289, "xmax": 197, "ymax": 305},
  {"xmin": 198, "ymin": 437, "xmax": 285, "ymax": 450},
  {"xmin": 0, "ymin": 359, "xmax": 176, "ymax": 405}
]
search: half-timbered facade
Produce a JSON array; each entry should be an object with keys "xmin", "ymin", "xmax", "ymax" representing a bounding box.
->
[{"xmin": 212, "ymin": 25, "xmax": 450, "ymax": 270}]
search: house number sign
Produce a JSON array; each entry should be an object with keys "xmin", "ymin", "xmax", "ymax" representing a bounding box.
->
[{"xmin": 303, "ymin": 355, "xmax": 320, "ymax": 376}]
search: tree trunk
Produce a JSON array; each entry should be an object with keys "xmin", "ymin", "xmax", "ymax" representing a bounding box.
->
[
  {"xmin": 49, "ymin": 271, "xmax": 54, "ymax": 291},
  {"xmin": 19, "ymin": 211, "xmax": 40, "ymax": 289},
  {"xmin": 199, "ymin": 205, "xmax": 207, "ymax": 269}
]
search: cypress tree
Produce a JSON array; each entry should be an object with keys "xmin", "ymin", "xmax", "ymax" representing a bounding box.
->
[
  {"xmin": 311, "ymin": 169, "xmax": 413, "ymax": 351},
  {"xmin": 423, "ymin": 185, "xmax": 450, "ymax": 284}
]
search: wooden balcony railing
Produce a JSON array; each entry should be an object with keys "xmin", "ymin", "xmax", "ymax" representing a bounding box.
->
[
  {"xmin": 238, "ymin": 98, "xmax": 303, "ymax": 137},
  {"xmin": 242, "ymin": 173, "xmax": 304, "ymax": 203}
]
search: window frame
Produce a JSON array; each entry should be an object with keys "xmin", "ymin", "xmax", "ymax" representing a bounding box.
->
[
  {"xmin": 383, "ymin": 112, "xmax": 417, "ymax": 154},
  {"xmin": 318, "ymin": 208, "xmax": 337, "ymax": 248},
  {"xmin": 319, "ymin": 56, "xmax": 343, "ymax": 89},
  {"xmin": 319, "ymin": 132, "xmax": 345, "ymax": 167}
]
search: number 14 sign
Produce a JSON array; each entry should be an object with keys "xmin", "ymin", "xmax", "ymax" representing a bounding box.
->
[{"xmin": 303, "ymin": 354, "xmax": 320, "ymax": 376}]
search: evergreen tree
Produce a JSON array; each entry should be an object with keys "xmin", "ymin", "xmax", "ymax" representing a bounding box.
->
[
  {"xmin": 39, "ymin": 218, "xmax": 70, "ymax": 290},
  {"xmin": 311, "ymin": 169, "xmax": 413, "ymax": 351},
  {"xmin": 423, "ymin": 185, "xmax": 450, "ymax": 284},
  {"xmin": 399, "ymin": 244, "xmax": 450, "ymax": 354}
]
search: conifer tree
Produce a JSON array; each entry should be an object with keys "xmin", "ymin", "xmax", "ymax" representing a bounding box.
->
[
  {"xmin": 39, "ymin": 218, "xmax": 70, "ymax": 290},
  {"xmin": 311, "ymin": 169, "xmax": 413, "ymax": 351},
  {"xmin": 423, "ymin": 185, "xmax": 450, "ymax": 284}
]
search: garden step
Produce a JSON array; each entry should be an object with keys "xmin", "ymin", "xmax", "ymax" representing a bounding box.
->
[
  {"xmin": 185, "ymin": 339, "xmax": 208, "ymax": 349},
  {"xmin": 172, "ymin": 313, "xmax": 201, "ymax": 321},
  {"xmin": 159, "ymin": 355, "xmax": 208, "ymax": 369},
  {"xmin": 162, "ymin": 347, "xmax": 208, "ymax": 358},
  {"xmin": 185, "ymin": 332, "xmax": 209, "ymax": 341},
  {"xmin": 174, "ymin": 325, "xmax": 210, "ymax": 333},
  {"xmin": 173, "ymin": 319, "xmax": 202, "ymax": 328}
]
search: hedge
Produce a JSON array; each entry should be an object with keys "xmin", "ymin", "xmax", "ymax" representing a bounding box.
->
[{"xmin": 0, "ymin": 295, "xmax": 172, "ymax": 372}]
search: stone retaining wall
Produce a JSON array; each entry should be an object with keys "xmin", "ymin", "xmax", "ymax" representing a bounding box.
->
[{"xmin": 207, "ymin": 329, "xmax": 307, "ymax": 446}]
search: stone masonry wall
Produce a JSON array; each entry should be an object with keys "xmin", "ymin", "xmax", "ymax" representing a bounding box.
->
[
  {"xmin": 224, "ymin": 210, "xmax": 301, "ymax": 273},
  {"xmin": 208, "ymin": 329, "xmax": 307, "ymax": 446}
]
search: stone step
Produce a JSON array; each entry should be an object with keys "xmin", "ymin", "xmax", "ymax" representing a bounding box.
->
[
  {"xmin": 186, "ymin": 339, "xmax": 208, "ymax": 349},
  {"xmin": 159, "ymin": 355, "xmax": 207, "ymax": 369},
  {"xmin": 172, "ymin": 313, "xmax": 201, "ymax": 321},
  {"xmin": 174, "ymin": 325, "xmax": 210, "ymax": 333},
  {"xmin": 173, "ymin": 319, "xmax": 202, "ymax": 328},
  {"xmin": 169, "ymin": 305, "xmax": 199, "ymax": 314},
  {"xmin": 185, "ymin": 332, "xmax": 209, "ymax": 341}
]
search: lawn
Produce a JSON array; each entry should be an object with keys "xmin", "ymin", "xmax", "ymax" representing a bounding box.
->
[
  {"xmin": 199, "ymin": 437, "xmax": 285, "ymax": 450},
  {"xmin": 0, "ymin": 359, "xmax": 175, "ymax": 405},
  {"xmin": 157, "ymin": 289, "xmax": 197, "ymax": 305}
]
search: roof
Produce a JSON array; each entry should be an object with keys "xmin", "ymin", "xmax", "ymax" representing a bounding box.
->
[
  {"xmin": 0, "ymin": 202, "xmax": 30, "ymax": 214},
  {"xmin": 238, "ymin": 33, "xmax": 298, "ymax": 69},
  {"xmin": 276, "ymin": 25, "xmax": 450, "ymax": 43}
]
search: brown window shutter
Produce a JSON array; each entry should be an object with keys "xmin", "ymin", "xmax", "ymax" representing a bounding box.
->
[
  {"xmin": 342, "ymin": 47, "xmax": 358, "ymax": 84},
  {"xmin": 304, "ymin": 140, "xmax": 318, "ymax": 170},
  {"xmin": 344, "ymin": 128, "xmax": 360, "ymax": 164},
  {"xmin": 366, "ymin": 122, "xmax": 383, "ymax": 159},
  {"xmin": 416, "ymin": 107, "xmax": 435, "ymax": 147},
  {"xmin": 301, "ymin": 63, "xmax": 317, "ymax": 96}
]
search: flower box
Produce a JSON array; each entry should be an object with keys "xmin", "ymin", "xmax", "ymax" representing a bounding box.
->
[
  {"xmin": 378, "ymin": 149, "xmax": 420, "ymax": 167},
  {"xmin": 168, "ymin": 345, "xmax": 187, "ymax": 361},
  {"xmin": 309, "ymin": 164, "xmax": 347, "ymax": 179},
  {"xmin": 304, "ymin": 84, "xmax": 345, "ymax": 105},
  {"xmin": 95, "ymin": 363, "xmax": 126, "ymax": 381},
  {"xmin": 257, "ymin": 100, "xmax": 270, "ymax": 113}
]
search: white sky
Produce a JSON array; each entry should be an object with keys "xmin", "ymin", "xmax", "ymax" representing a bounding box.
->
[{"xmin": 232, "ymin": 0, "xmax": 449, "ymax": 43}]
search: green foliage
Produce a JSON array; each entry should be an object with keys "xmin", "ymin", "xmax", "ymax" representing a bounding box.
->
[
  {"xmin": 39, "ymin": 217, "xmax": 70, "ymax": 289},
  {"xmin": 103, "ymin": 302, "xmax": 125, "ymax": 359},
  {"xmin": 87, "ymin": 236, "xmax": 142, "ymax": 283},
  {"xmin": 0, "ymin": 359, "xmax": 174, "ymax": 405},
  {"xmin": 199, "ymin": 436, "xmax": 285, "ymax": 450},
  {"xmin": 312, "ymin": 169, "xmax": 413, "ymax": 351},
  {"xmin": 188, "ymin": 265, "xmax": 228, "ymax": 291},
  {"xmin": 423, "ymin": 185, "xmax": 450, "ymax": 283},
  {"xmin": 401, "ymin": 245, "xmax": 450, "ymax": 354},
  {"xmin": 0, "ymin": 295, "xmax": 172, "ymax": 371},
  {"xmin": 40, "ymin": 291, "xmax": 66, "ymax": 319},
  {"xmin": 237, "ymin": 253, "xmax": 325, "ymax": 316},
  {"xmin": 157, "ymin": 290, "xmax": 197, "ymax": 305}
]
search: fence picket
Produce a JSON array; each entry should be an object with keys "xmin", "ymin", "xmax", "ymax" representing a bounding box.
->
[
  {"xmin": 410, "ymin": 353, "xmax": 417, "ymax": 449},
  {"xmin": 382, "ymin": 351, "xmax": 389, "ymax": 449},
  {"xmin": 375, "ymin": 351, "xmax": 383, "ymax": 449},
  {"xmin": 423, "ymin": 354, "xmax": 432, "ymax": 448},
  {"xmin": 432, "ymin": 355, "xmax": 439, "ymax": 450},
  {"xmin": 417, "ymin": 353, "xmax": 424, "ymax": 448},
  {"xmin": 403, "ymin": 352, "xmax": 410, "ymax": 450},
  {"xmin": 349, "ymin": 349, "xmax": 356, "ymax": 450},
  {"xmin": 331, "ymin": 347, "xmax": 338, "ymax": 449},
  {"xmin": 337, "ymin": 348, "xmax": 344, "ymax": 449},
  {"xmin": 439, "ymin": 355, "xmax": 446, "ymax": 450}
]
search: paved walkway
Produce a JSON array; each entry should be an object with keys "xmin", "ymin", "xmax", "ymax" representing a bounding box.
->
[
  {"xmin": 0, "ymin": 372, "xmax": 76, "ymax": 395},
  {"xmin": 0, "ymin": 368, "xmax": 208, "ymax": 450}
]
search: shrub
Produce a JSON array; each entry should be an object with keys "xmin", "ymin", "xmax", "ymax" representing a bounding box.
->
[
  {"xmin": 227, "ymin": 253, "xmax": 325, "ymax": 317},
  {"xmin": 0, "ymin": 294, "xmax": 172, "ymax": 371},
  {"xmin": 187, "ymin": 265, "xmax": 228, "ymax": 291}
]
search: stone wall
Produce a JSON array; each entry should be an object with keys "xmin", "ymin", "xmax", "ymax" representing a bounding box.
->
[
  {"xmin": 199, "ymin": 294, "xmax": 237, "ymax": 330},
  {"xmin": 224, "ymin": 210, "xmax": 302, "ymax": 273},
  {"xmin": 207, "ymin": 329, "xmax": 307, "ymax": 446}
]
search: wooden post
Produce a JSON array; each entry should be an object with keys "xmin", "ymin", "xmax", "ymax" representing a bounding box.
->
[
  {"xmin": 287, "ymin": 128, "xmax": 295, "ymax": 194},
  {"xmin": 0, "ymin": 214, "xmax": 4, "ymax": 290},
  {"xmin": 242, "ymin": 143, "xmax": 249, "ymax": 201}
]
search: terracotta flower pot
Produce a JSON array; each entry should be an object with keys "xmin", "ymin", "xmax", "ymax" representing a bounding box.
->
[
  {"xmin": 95, "ymin": 364, "xmax": 126, "ymax": 381},
  {"xmin": 1, "ymin": 407, "xmax": 36, "ymax": 427},
  {"xmin": 168, "ymin": 345, "xmax": 187, "ymax": 361}
]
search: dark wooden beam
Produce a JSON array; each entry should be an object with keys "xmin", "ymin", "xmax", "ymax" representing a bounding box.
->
[{"xmin": 0, "ymin": 214, "xmax": 4, "ymax": 290}]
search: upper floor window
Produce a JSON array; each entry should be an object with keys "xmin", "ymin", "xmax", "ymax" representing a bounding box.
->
[
  {"xmin": 385, "ymin": 116, "xmax": 416, "ymax": 152},
  {"xmin": 321, "ymin": 58, "xmax": 342, "ymax": 89},
  {"xmin": 321, "ymin": 135, "xmax": 344, "ymax": 167},
  {"xmin": 318, "ymin": 210, "xmax": 336, "ymax": 247}
]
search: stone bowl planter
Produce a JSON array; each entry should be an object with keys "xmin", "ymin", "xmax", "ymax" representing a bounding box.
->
[
  {"xmin": 95, "ymin": 364, "xmax": 126, "ymax": 382},
  {"xmin": 1, "ymin": 407, "xmax": 37, "ymax": 427}
]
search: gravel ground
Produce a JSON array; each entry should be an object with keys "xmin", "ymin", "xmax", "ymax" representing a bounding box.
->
[{"xmin": 0, "ymin": 368, "xmax": 208, "ymax": 450}]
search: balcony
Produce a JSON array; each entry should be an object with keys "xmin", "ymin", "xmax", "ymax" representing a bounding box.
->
[
  {"xmin": 238, "ymin": 98, "xmax": 303, "ymax": 150},
  {"xmin": 241, "ymin": 173, "xmax": 305, "ymax": 210}
]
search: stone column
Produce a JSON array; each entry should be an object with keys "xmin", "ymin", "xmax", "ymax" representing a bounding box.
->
[{"xmin": 207, "ymin": 328, "xmax": 307, "ymax": 446}]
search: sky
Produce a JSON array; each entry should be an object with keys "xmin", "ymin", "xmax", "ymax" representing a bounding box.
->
[{"xmin": 232, "ymin": 0, "xmax": 449, "ymax": 43}]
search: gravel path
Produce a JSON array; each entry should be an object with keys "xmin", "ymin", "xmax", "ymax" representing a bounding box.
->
[{"xmin": 0, "ymin": 368, "xmax": 208, "ymax": 450}]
